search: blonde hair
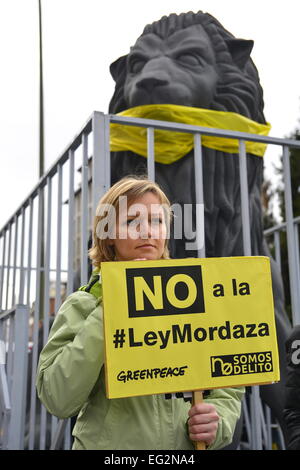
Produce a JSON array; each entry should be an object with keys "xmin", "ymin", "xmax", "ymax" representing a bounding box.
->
[{"xmin": 89, "ymin": 176, "xmax": 172, "ymax": 267}]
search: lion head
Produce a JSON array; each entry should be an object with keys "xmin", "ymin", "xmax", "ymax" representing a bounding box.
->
[{"xmin": 109, "ymin": 11, "xmax": 266, "ymax": 124}]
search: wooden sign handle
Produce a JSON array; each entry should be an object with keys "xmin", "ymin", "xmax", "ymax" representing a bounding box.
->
[{"xmin": 192, "ymin": 390, "xmax": 206, "ymax": 450}]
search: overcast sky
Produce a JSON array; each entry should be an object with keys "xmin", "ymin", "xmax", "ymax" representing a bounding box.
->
[{"xmin": 1, "ymin": 0, "xmax": 300, "ymax": 228}]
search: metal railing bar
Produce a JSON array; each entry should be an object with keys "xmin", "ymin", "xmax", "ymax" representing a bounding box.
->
[
  {"xmin": 238, "ymin": 139, "xmax": 262, "ymax": 449},
  {"xmin": 239, "ymin": 140, "xmax": 252, "ymax": 257},
  {"xmin": 63, "ymin": 419, "xmax": 71, "ymax": 450},
  {"xmin": 50, "ymin": 418, "xmax": 67, "ymax": 450},
  {"xmin": 264, "ymin": 223, "xmax": 286, "ymax": 236},
  {"xmin": 0, "ymin": 369, "xmax": 11, "ymax": 449},
  {"xmin": 26, "ymin": 198, "xmax": 34, "ymax": 306},
  {"xmin": 259, "ymin": 401, "xmax": 270, "ymax": 449},
  {"xmin": 264, "ymin": 217, "xmax": 300, "ymax": 237},
  {"xmin": 11, "ymin": 215, "xmax": 18, "ymax": 308},
  {"xmin": 5, "ymin": 225, "xmax": 12, "ymax": 311},
  {"xmin": 28, "ymin": 186, "xmax": 43, "ymax": 449},
  {"xmin": 193, "ymin": 133, "xmax": 205, "ymax": 258},
  {"xmin": 147, "ymin": 127, "xmax": 155, "ymax": 181},
  {"xmin": 80, "ymin": 133, "xmax": 89, "ymax": 286},
  {"xmin": 93, "ymin": 112, "xmax": 111, "ymax": 210},
  {"xmin": 51, "ymin": 166, "xmax": 63, "ymax": 444},
  {"xmin": 294, "ymin": 224, "xmax": 300, "ymax": 303},
  {"xmin": 6, "ymin": 316, "xmax": 15, "ymax": 396},
  {"xmin": 274, "ymin": 231, "xmax": 281, "ymax": 272},
  {"xmin": 55, "ymin": 165, "xmax": 63, "ymax": 314},
  {"xmin": 7, "ymin": 304, "xmax": 29, "ymax": 449},
  {"xmin": 104, "ymin": 115, "xmax": 111, "ymax": 195},
  {"xmin": 39, "ymin": 177, "xmax": 52, "ymax": 450},
  {"xmin": 282, "ymin": 145, "xmax": 300, "ymax": 325},
  {"xmin": 18, "ymin": 208, "xmax": 26, "ymax": 305},
  {"xmin": 0, "ymin": 229, "xmax": 7, "ymax": 310},
  {"xmin": 2, "ymin": 113, "xmax": 300, "ymax": 239},
  {"xmin": 0, "ymin": 265, "xmax": 68, "ymax": 273},
  {"xmin": 0, "ymin": 306, "xmax": 17, "ymax": 321},
  {"xmin": 67, "ymin": 150, "xmax": 75, "ymax": 296},
  {"xmin": 109, "ymin": 114, "xmax": 300, "ymax": 149},
  {"xmin": 0, "ymin": 115, "xmax": 93, "ymax": 237}
]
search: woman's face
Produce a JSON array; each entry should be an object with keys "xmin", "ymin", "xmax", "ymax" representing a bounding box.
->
[{"xmin": 109, "ymin": 191, "xmax": 168, "ymax": 261}]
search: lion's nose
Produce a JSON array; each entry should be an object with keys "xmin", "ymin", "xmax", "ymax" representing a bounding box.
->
[{"xmin": 136, "ymin": 77, "xmax": 168, "ymax": 92}]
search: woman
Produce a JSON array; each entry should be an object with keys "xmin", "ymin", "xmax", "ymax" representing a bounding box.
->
[{"xmin": 36, "ymin": 176, "xmax": 243, "ymax": 450}]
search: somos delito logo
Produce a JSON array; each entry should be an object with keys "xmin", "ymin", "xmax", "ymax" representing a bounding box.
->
[{"xmin": 211, "ymin": 351, "xmax": 273, "ymax": 377}]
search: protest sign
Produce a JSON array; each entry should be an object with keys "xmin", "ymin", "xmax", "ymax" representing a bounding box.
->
[{"xmin": 101, "ymin": 257, "xmax": 280, "ymax": 399}]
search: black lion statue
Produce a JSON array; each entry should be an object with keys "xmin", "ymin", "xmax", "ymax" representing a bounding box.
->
[{"xmin": 108, "ymin": 11, "xmax": 291, "ymax": 447}]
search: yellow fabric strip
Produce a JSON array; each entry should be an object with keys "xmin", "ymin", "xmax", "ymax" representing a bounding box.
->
[{"xmin": 110, "ymin": 104, "xmax": 271, "ymax": 164}]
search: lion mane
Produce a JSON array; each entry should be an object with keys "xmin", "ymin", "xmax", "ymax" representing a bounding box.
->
[{"xmin": 109, "ymin": 11, "xmax": 266, "ymax": 124}]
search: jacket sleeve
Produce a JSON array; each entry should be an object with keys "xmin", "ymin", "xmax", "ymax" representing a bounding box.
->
[
  {"xmin": 36, "ymin": 291, "xmax": 104, "ymax": 419},
  {"xmin": 204, "ymin": 387, "xmax": 245, "ymax": 449}
]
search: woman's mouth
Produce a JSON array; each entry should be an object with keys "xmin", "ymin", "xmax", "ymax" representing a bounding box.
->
[{"xmin": 136, "ymin": 244, "xmax": 155, "ymax": 249}]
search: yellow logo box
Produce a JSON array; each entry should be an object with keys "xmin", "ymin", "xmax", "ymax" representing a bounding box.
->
[{"xmin": 101, "ymin": 257, "xmax": 280, "ymax": 399}]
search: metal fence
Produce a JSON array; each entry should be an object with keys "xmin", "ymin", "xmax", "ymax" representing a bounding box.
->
[{"xmin": 0, "ymin": 111, "xmax": 299, "ymax": 450}]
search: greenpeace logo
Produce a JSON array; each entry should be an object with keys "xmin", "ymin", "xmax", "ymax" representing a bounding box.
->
[{"xmin": 210, "ymin": 351, "xmax": 273, "ymax": 377}]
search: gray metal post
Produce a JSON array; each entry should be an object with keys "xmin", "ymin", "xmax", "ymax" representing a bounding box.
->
[
  {"xmin": 11, "ymin": 216, "xmax": 18, "ymax": 308},
  {"xmin": 239, "ymin": 140, "xmax": 262, "ymax": 450},
  {"xmin": 5, "ymin": 225, "xmax": 12, "ymax": 311},
  {"xmin": 0, "ymin": 337, "xmax": 11, "ymax": 449},
  {"xmin": 55, "ymin": 165, "xmax": 63, "ymax": 313},
  {"xmin": 28, "ymin": 187, "xmax": 43, "ymax": 449},
  {"xmin": 26, "ymin": 198, "xmax": 34, "ymax": 307},
  {"xmin": 18, "ymin": 207, "xmax": 26, "ymax": 305},
  {"xmin": 293, "ymin": 222, "xmax": 300, "ymax": 309},
  {"xmin": 147, "ymin": 127, "xmax": 155, "ymax": 181},
  {"xmin": 50, "ymin": 418, "xmax": 68, "ymax": 450},
  {"xmin": 81, "ymin": 133, "xmax": 89, "ymax": 285},
  {"xmin": 193, "ymin": 134, "xmax": 205, "ymax": 258},
  {"xmin": 274, "ymin": 231, "xmax": 282, "ymax": 273},
  {"xmin": 0, "ymin": 229, "xmax": 7, "ymax": 311},
  {"xmin": 52, "ymin": 166, "xmax": 62, "ymax": 442},
  {"xmin": 282, "ymin": 145, "xmax": 300, "ymax": 325},
  {"xmin": 7, "ymin": 305, "xmax": 29, "ymax": 449},
  {"xmin": 238, "ymin": 141, "xmax": 252, "ymax": 255},
  {"xmin": 92, "ymin": 112, "xmax": 111, "ymax": 217},
  {"xmin": 67, "ymin": 150, "xmax": 75, "ymax": 296},
  {"xmin": 39, "ymin": 176, "xmax": 52, "ymax": 450}
]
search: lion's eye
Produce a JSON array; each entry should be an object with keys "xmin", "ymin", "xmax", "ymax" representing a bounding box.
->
[
  {"xmin": 129, "ymin": 58, "xmax": 146, "ymax": 74},
  {"xmin": 177, "ymin": 53, "xmax": 203, "ymax": 66}
]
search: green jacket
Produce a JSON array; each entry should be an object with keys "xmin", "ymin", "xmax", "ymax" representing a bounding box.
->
[{"xmin": 36, "ymin": 270, "xmax": 244, "ymax": 450}]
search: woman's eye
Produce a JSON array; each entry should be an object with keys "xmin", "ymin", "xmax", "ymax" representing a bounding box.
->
[
  {"xmin": 127, "ymin": 218, "xmax": 140, "ymax": 226},
  {"xmin": 177, "ymin": 54, "xmax": 202, "ymax": 66},
  {"xmin": 151, "ymin": 217, "xmax": 162, "ymax": 225}
]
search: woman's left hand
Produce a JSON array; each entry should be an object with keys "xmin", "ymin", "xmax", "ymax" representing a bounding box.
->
[{"xmin": 188, "ymin": 403, "xmax": 219, "ymax": 446}]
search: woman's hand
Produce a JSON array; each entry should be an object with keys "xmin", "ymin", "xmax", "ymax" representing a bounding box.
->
[{"xmin": 188, "ymin": 403, "xmax": 219, "ymax": 446}]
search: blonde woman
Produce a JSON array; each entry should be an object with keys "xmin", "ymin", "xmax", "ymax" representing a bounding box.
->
[{"xmin": 36, "ymin": 176, "xmax": 243, "ymax": 450}]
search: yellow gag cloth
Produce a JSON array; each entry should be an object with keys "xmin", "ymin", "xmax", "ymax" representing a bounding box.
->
[{"xmin": 110, "ymin": 104, "xmax": 271, "ymax": 164}]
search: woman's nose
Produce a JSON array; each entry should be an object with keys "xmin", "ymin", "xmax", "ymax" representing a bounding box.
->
[{"xmin": 139, "ymin": 220, "xmax": 152, "ymax": 239}]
